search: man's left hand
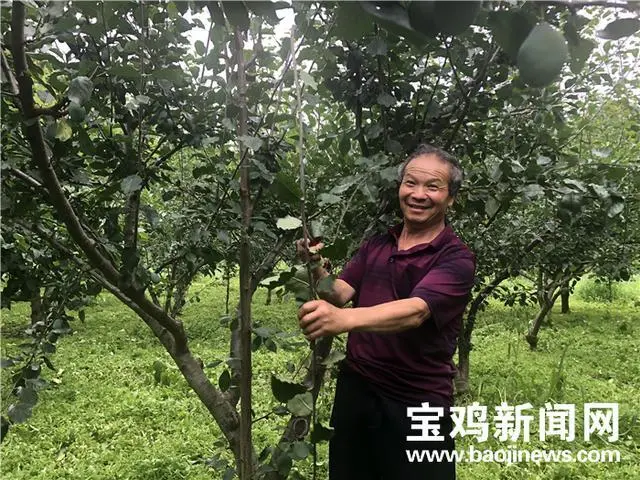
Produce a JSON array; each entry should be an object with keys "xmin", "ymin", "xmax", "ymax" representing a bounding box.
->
[{"xmin": 298, "ymin": 300, "xmax": 348, "ymax": 341}]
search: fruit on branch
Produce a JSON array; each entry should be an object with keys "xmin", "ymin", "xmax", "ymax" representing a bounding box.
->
[{"xmin": 517, "ymin": 22, "xmax": 569, "ymax": 87}]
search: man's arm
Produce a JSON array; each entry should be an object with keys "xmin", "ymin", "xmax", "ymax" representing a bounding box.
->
[{"xmin": 298, "ymin": 297, "xmax": 430, "ymax": 341}]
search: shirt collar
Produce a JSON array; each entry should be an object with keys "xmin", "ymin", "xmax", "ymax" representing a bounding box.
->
[{"xmin": 388, "ymin": 222, "xmax": 453, "ymax": 253}]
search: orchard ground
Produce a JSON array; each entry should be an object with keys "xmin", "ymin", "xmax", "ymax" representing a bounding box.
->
[{"xmin": 1, "ymin": 275, "xmax": 639, "ymax": 480}]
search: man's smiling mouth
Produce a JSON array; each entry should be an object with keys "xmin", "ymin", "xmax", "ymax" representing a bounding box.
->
[{"xmin": 407, "ymin": 203, "xmax": 431, "ymax": 210}]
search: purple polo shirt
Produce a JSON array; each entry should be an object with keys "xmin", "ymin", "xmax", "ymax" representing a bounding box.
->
[{"xmin": 338, "ymin": 222, "xmax": 476, "ymax": 408}]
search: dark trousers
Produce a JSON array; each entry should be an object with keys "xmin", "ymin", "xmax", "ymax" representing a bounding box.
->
[{"xmin": 329, "ymin": 365, "xmax": 456, "ymax": 480}]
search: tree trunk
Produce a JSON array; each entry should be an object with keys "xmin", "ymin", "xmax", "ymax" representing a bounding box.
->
[
  {"xmin": 526, "ymin": 288, "xmax": 562, "ymax": 349},
  {"xmin": 561, "ymin": 287, "xmax": 570, "ymax": 314},
  {"xmin": 265, "ymin": 288, "xmax": 272, "ymax": 306},
  {"xmin": 536, "ymin": 268, "xmax": 546, "ymax": 309},
  {"xmin": 30, "ymin": 287, "xmax": 43, "ymax": 325},
  {"xmin": 235, "ymin": 25, "xmax": 253, "ymax": 480},
  {"xmin": 456, "ymin": 272, "xmax": 508, "ymax": 394}
]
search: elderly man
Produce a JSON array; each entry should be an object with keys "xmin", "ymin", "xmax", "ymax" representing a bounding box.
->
[{"xmin": 297, "ymin": 144, "xmax": 476, "ymax": 479}]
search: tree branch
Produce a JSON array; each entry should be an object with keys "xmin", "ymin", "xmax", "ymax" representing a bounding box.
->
[
  {"xmin": 227, "ymin": 231, "xmax": 296, "ymax": 407},
  {"xmin": 10, "ymin": 2, "xmax": 120, "ymax": 285},
  {"xmin": 444, "ymin": 37, "xmax": 467, "ymax": 99},
  {"xmin": 1, "ymin": 49, "xmax": 20, "ymax": 97},
  {"xmin": 6, "ymin": 166, "xmax": 43, "ymax": 190},
  {"xmin": 420, "ymin": 56, "xmax": 446, "ymax": 131},
  {"xmin": 544, "ymin": 0, "xmax": 640, "ymax": 11},
  {"xmin": 15, "ymin": 219, "xmax": 242, "ymax": 464},
  {"xmin": 446, "ymin": 44, "xmax": 499, "ymax": 151}
]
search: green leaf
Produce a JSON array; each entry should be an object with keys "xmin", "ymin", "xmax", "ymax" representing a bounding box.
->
[
  {"xmin": 245, "ymin": 1, "xmax": 287, "ymax": 25},
  {"xmin": 222, "ymin": 1, "xmax": 250, "ymax": 30},
  {"xmin": 360, "ymin": 1, "xmax": 427, "ymax": 46},
  {"xmin": 597, "ymin": 18, "xmax": 640, "ymax": 40},
  {"xmin": 385, "ymin": 139, "xmax": 402, "ymax": 154},
  {"xmin": 276, "ymin": 216, "xmax": 302, "ymax": 231},
  {"xmin": 153, "ymin": 360, "xmax": 166, "ymax": 384},
  {"xmin": 522, "ymin": 184, "xmax": 545, "ymax": 200},
  {"xmin": 321, "ymin": 349, "xmax": 345, "ymax": 367},
  {"xmin": 589, "ymin": 184, "xmax": 609, "ymax": 201},
  {"xmin": 121, "ymin": 175, "xmax": 143, "ymax": 195},
  {"xmin": 238, "ymin": 135, "xmax": 263, "ymax": 151},
  {"xmin": 569, "ymin": 37, "xmax": 595, "ymax": 75},
  {"xmin": 318, "ymin": 193, "xmax": 342, "ymax": 206},
  {"xmin": 151, "ymin": 68, "xmax": 187, "ymax": 87},
  {"xmin": 218, "ymin": 369, "xmax": 231, "ymax": 392},
  {"xmin": 37, "ymin": 89, "xmax": 55, "ymax": 104},
  {"xmin": 377, "ymin": 92, "xmax": 396, "ymax": 107},
  {"xmin": 334, "ymin": 2, "xmax": 372, "ymax": 40},
  {"xmin": 135, "ymin": 95, "xmax": 150, "ymax": 105},
  {"xmin": 339, "ymin": 136, "xmax": 351, "ymax": 156},
  {"xmin": 67, "ymin": 76, "xmax": 93, "ymax": 105},
  {"xmin": 488, "ymin": 10, "xmax": 535, "ymax": 61},
  {"xmin": 607, "ymin": 202, "xmax": 624, "ymax": 218},
  {"xmin": 310, "ymin": 422, "xmax": 335, "ymax": 443},
  {"xmin": 287, "ymin": 392, "xmax": 313, "ymax": 416},
  {"xmin": 7, "ymin": 403, "xmax": 32, "ymax": 424},
  {"xmin": 42, "ymin": 356, "xmax": 55, "ymax": 371},
  {"xmin": 109, "ymin": 65, "xmax": 141, "ymax": 80},
  {"xmin": 1, "ymin": 358, "xmax": 16, "ymax": 368},
  {"xmin": 367, "ymin": 37, "xmax": 388, "ymax": 56},
  {"xmin": 54, "ymin": 119, "xmax": 72, "ymax": 142},
  {"xmin": 272, "ymin": 172, "xmax": 302, "ymax": 204},
  {"xmin": 270, "ymin": 375, "xmax": 307, "ymax": 403},
  {"xmin": 68, "ymin": 102, "xmax": 86, "ymax": 123},
  {"xmin": 290, "ymin": 441, "xmax": 309, "ymax": 460},
  {"xmin": 18, "ymin": 386, "xmax": 38, "ymax": 407},
  {"xmin": 316, "ymin": 275, "xmax": 335, "ymax": 297},
  {"xmin": 265, "ymin": 339, "xmax": 277, "ymax": 352},
  {"xmin": 321, "ymin": 237, "xmax": 350, "ymax": 260},
  {"xmin": 537, "ymin": 155, "xmax": 552, "ymax": 166},
  {"xmin": 485, "ymin": 197, "xmax": 500, "ymax": 218},
  {"xmin": 205, "ymin": 359, "xmax": 223, "ymax": 369},
  {"xmin": 194, "ymin": 40, "xmax": 206, "ymax": 56},
  {"xmin": 222, "ymin": 117, "xmax": 235, "ymax": 131},
  {"xmin": 299, "ymin": 70, "xmax": 317, "ymax": 90}
]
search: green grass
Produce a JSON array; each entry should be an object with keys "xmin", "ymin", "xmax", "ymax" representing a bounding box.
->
[{"xmin": 1, "ymin": 276, "xmax": 639, "ymax": 479}]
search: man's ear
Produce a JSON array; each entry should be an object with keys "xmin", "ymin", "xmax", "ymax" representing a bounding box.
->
[{"xmin": 447, "ymin": 196, "xmax": 455, "ymax": 207}]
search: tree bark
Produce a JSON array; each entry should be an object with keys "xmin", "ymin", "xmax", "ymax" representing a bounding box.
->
[
  {"xmin": 561, "ymin": 285, "xmax": 570, "ymax": 314},
  {"xmin": 456, "ymin": 238, "xmax": 543, "ymax": 392},
  {"xmin": 526, "ymin": 288, "xmax": 563, "ymax": 349},
  {"xmin": 456, "ymin": 272, "xmax": 508, "ymax": 393},
  {"xmin": 234, "ymin": 25, "xmax": 254, "ymax": 480},
  {"xmin": 30, "ymin": 286, "xmax": 43, "ymax": 326},
  {"xmin": 228, "ymin": 233, "xmax": 295, "ymax": 407}
]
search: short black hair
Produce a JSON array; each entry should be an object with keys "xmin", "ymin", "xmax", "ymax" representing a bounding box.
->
[{"xmin": 397, "ymin": 144, "xmax": 464, "ymax": 197}]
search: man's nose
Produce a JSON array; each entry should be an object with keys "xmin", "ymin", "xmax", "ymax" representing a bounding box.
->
[{"xmin": 411, "ymin": 187, "xmax": 430, "ymax": 200}]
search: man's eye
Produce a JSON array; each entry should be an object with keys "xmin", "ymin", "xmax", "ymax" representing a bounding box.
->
[
  {"xmin": 428, "ymin": 185, "xmax": 440, "ymax": 191},
  {"xmin": 405, "ymin": 181, "xmax": 415, "ymax": 186}
]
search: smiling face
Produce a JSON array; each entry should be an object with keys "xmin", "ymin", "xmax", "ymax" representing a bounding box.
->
[{"xmin": 398, "ymin": 154, "xmax": 454, "ymax": 229}]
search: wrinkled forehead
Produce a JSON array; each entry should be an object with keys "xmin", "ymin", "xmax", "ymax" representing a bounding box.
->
[{"xmin": 403, "ymin": 154, "xmax": 451, "ymax": 181}]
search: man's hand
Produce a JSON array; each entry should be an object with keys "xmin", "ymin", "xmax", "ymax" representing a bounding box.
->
[
  {"xmin": 298, "ymin": 299, "xmax": 349, "ymax": 341},
  {"xmin": 295, "ymin": 238, "xmax": 325, "ymax": 263}
]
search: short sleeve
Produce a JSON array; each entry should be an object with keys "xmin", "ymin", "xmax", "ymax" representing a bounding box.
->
[
  {"xmin": 410, "ymin": 253, "xmax": 476, "ymax": 330},
  {"xmin": 337, "ymin": 239, "xmax": 370, "ymax": 294}
]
